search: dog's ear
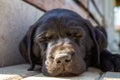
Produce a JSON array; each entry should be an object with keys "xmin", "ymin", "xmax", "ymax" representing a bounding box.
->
[
  {"xmin": 96, "ymin": 26, "xmax": 107, "ymax": 39},
  {"xmin": 26, "ymin": 21, "xmax": 40, "ymax": 70},
  {"xmin": 94, "ymin": 27, "xmax": 107, "ymax": 51},
  {"xmin": 84, "ymin": 20, "xmax": 107, "ymax": 67}
]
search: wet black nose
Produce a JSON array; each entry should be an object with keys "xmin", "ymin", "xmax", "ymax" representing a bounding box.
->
[{"xmin": 55, "ymin": 53, "xmax": 71, "ymax": 64}]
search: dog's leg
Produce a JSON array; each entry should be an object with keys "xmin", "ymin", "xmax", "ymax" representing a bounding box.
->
[{"xmin": 100, "ymin": 49, "xmax": 120, "ymax": 72}]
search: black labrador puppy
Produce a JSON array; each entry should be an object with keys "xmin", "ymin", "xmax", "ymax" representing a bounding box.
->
[{"xmin": 19, "ymin": 9, "xmax": 120, "ymax": 76}]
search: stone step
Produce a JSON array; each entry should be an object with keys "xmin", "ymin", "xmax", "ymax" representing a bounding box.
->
[
  {"xmin": 0, "ymin": 64, "xmax": 40, "ymax": 80},
  {"xmin": 100, "ymin": 72, "xmax": 120, "ymax": 80},
  {"xmin": 0, "ymin": 64, "xmax": 102, "ymax": 80},
  {"xmin": 22, "ymin": 67, "xmax": 101, "ymax": 80}
]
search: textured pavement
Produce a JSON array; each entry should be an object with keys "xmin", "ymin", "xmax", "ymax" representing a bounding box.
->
[{"xmin": 0, "ymin": 64, "xmax": 119, "ymax": 80}]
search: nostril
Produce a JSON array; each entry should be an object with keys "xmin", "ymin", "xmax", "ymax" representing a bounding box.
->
[
  {"xmin": 55, "ymin": 53, "xmax": 72, "ymax": 64},
  {"xmin": 65, "ymin": 59, "xmax": 71, "ymax": 63},
  {"xmin": 57, "ymin": 60, "xmax": 61, "ymax": 64}
]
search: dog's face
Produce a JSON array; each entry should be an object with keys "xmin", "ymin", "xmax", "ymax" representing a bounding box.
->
[{"xmin": 33, "ymin": 10, "xmax": 95, "ymax": 76}]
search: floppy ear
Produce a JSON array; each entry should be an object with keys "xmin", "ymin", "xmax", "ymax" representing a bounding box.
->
[
  {"xmin": 26, "ymin": 21, "xmax": 40, "ymax": 70},
  {"xmin": 94, "ymin": 27, "xmax": 107, "ymax": 51},
  {"xmin": 84, "ymin": 20, "xmax": 107, "ymax": 67},
  {"xmin": 96, "ymin": 26, "xmax": 107, "ymax": 39}
]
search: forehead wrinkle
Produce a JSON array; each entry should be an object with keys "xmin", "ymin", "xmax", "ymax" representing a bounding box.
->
[
  {"xmin": 68, "ymin": 26, "xmax": 83, "ymax": 30},
  {"xmin": 56, "ymin": 16, "xmax": 70, "ymax": 38},
  {"xmin": 65, "ymin": 27, "xmax": 84, "ymax": 35},
  {"xmin": 47, "ymin": 17, "xmax": 61, "ymax": 37}
]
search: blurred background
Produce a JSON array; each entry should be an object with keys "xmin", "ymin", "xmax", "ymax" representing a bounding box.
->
[{"xmin": 0, "ymin": 0, "xmax": 120, "ymax": 67}]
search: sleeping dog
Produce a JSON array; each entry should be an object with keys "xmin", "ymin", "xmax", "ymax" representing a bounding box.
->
[{"xmin": 19, "ymin": 9, "xmax": 120, "ymax": 76}]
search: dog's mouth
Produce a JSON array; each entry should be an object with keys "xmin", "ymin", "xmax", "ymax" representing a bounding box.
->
[
  {"xmin": 55, "ymin": 66, "xmax": 79, "ymax": 77},
  {"xmin": 56, "ymin": 72, "xmax": 78, "ymax": 77},
  {"xmin": 43, "ymin": 57, "xmax": 86, "ymax": 77},
  {"xmin": 45, "ymin": 65, "xmax": 79, "ymax": 77}
]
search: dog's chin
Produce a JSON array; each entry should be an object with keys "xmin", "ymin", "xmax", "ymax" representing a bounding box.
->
[
  {"xmin": 42, "ymin": 63, "xmax": 86, "ymax": 77},
  {"xmin": 42, "ymin": 69, "xmax": 81, "ymax": 77},
  {"xmin": 54, "ymin": 72, "xmax": 79, "ymax": 77},
  {"xmin": 41, "ymin": 53, "xmax": 87, "ymax": 77}
]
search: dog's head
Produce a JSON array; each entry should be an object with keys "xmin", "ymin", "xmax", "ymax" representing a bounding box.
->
[{"xmin": 30, "ymin": 9, "xmax": 106, "ymax": 76}]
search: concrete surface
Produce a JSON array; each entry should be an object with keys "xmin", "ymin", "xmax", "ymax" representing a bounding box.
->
[
  {"xmin": 0, "ymin": 0, "xmax": 44, "ymax": 67},
  {"xmin": 0, "ymin": 64, "xmax": 39, "ymax": 80},
  {"xmin": 100, "ymin": 72, "xmax": 120, "ymax": 80},
  {"xmin": 22, "ymin": 68, "xmax": 101, "ymax": 80},
  {"xmin": 0, "ymin": 64, "xmax": 102, "ymax": 80}
]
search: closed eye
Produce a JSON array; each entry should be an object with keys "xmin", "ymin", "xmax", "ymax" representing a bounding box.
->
[
  {"xmin": 38, "ymin": 36, "xmax": 48, "ymax": 42},
  {"xmin": 37, "ymin": 35, "xmax": 53, "ymax": 43},
  {"xmin": 35, "ymin": 32, "xmax": 54, "ymax": 43},
  {"xmin": 66, "ymin": 32, "xmax": 82, "ymax": 38}
]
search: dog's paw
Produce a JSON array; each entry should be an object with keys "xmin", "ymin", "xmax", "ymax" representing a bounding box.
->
[
  {"xmin": 100, "ymin": 52, "xmax": 114, "ymax": 71},
  {"xmin": 100, "ymin": 50, "xmax": 120, "ymax": 72},
  {"xmin": 111, "ymin": 54, "xmax": 120, "ymax": 72}
]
